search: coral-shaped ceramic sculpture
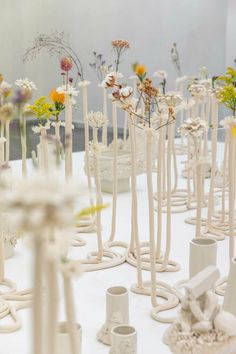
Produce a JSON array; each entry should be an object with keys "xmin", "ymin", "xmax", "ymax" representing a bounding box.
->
[{"xmin": 164, "ymin": 266, "xmax": 236, "ymax": 354}]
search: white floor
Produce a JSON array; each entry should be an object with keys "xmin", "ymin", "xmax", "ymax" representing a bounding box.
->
[{"xmin": 0, "ymin": 142, "xmax": 231, "ymax": 354}]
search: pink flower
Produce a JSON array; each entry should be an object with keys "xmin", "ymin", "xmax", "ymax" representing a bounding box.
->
[{"xmin": 60, "ymin": 57, "xmax": 73, "ymax": 72}]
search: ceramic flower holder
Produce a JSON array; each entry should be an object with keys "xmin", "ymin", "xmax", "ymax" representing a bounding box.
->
[
  {"xmin": 98, "ymin": 286, "xmax": 129, "ymax": 345},
  {"xmin": 109, "ymin": 325, "xmax": 137, "ymax": 354}
]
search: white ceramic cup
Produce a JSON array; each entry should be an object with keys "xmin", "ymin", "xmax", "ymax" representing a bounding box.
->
[
  {"xmin": 110, "ymin": 325, "xmax": 137, "ymax": 354},
  {"xmin": 57, "ymin": 321, "xmax": 82, "ymax": 354},
  {"xmin": 189, "ymin": 238, "xmax": 217, "ymax": 278}
]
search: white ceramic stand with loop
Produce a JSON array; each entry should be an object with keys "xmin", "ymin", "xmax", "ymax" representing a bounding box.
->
[
  {"xmin": 128, "ymin": 123, "xmax": 179, "ymax": 324},
  {"xmin": 77, "ymin": 80, "xmax": 97, "ymax": 233},
  {"xmin": 215, "ymin": 122, "xmax": 236, "ymax": 296}
]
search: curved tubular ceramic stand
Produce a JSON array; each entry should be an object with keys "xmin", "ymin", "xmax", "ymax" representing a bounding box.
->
[
  {"xmin": 79, "ymin": 127, "xmax": 126, "ymax": 272},
  {"xmin": 109, "ymin": 325, "xmax": 137, "ymax": 354},
  {"xmin": 201, "ymin": 95, "xmax": 226, "ymax": 240},
  {"xmin": 77, "ymin": 81, "xmax": 97, "ymax": 233},
  {"xmin": 127, "ymin": 122, "xmax": 180, "ymax": 274},
  {"xmin": 215, "ymin": 124, "xmax": 236, "ymax": 296},
  {"xmin": 128, "ymin": 123, "xmax": 179, "ymax": 324},
  {"xmin": 103, "ymin": 100, "xmax": 128, "ymax": 263},
  {"xmin": 98, "ymin": 286, "xmax": 129, "ymax": 346},
  {"xmin": 174, "ymin": 237, "xmax": 217, "ymax": 298},
  {"xmin": 174, "ymin": 76, "xmax": 188, "ymax": 154},
  {"xmin": 99, "ymin": 84, "xmax": 108, "ymax": 146},
  {"xmin": 0, "ymin": 213, "xmax": 32, "ymax": 333},
  {"xmin": 18, "ymin": 110, "xmax": 27, "ymax": 176},
  {"xmin": 57, "ymin": 322, "xmax": 82, "ymax": 354}
]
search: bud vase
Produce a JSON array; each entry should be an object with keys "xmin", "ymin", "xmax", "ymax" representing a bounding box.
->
[
  {"xmin": 98, "ymin": 286, "xmax": 129, "ymax": 345},
  {"xmin": 109, "ymin": 325, "xmax": 137, "ymax": 354},
  {"xmin": 189, "ymin": 238, "xmax": 217, "ymax": 278}
]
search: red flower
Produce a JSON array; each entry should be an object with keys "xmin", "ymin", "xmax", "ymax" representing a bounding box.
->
[{"xmin": 60, "ymin": 57, "xmax": 73, "ymax": 72}]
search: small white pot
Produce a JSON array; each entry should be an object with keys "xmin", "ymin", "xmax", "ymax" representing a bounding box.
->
[
  {"xmin": 57, "ymin": 322, "xmax": 82, "ymax": 354},
  {"xmin": 223, "ymin": 257, "xmax": 236, "ymax": 316},
  {"xmin": 109, "ymin": 325, "xmax": 137, "ymax": 354},
  {"xmin": 101, "ymin": 178, "xmax": 130, "ymax": 194},
  {"xmin": 98, "ymin": 286, "xmax": 129, "ymax": 345},
  {"xmin": 189, "ymin": 238, "xmax": 217, "ymax": 278}
]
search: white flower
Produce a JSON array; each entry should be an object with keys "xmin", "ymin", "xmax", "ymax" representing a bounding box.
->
[
  {"xmin": 0, "ymin": 174, "xmax": 77, "ymax": 232},
  {"xmin": 56, "ymin": 85, "xmax": 79, "ymax": 96},
  {"xmin": 0, "ymin": 81, "xmax": 12, "ymax": 95},
  {"xmin": 153, "ymin": 70, "xmax": 167, "ymax": 80},
  {"xmin": 87, "ymin": 111, "xmax": 108, "ymax": 128},
  {"xmin": 15, "ymin": 78, "xmax": 37, "ymax": 91},
  {"xmin": 158, "ymin": 91, "xmax": 183, "ymax": 107},
  {"xmin": 102, "ymin": 73, "xmax": 116, "ymax": 88},
  {"xmin": 119, "ymin": 86, "xmax": 133, "ymax": 99},
  {"xmin": 178, "ymin": 117, "xmax": 208, "ymax": 138},
  {"xmin": 220, "ymin": 116, "xmax": 236, "ymax": 129},
  {"xmin": 32, "ymin": 121, "xmax": 51, "ymax": 134},
  {"xmin": 188, "ymin": 83, "xmax": 207, "ymax": 98}
]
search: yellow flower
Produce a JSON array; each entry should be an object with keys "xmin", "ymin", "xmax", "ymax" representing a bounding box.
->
[
  {"xmin": 231, "ymin": 126, "xmax": 236, "ymax": 138},
  {"xmin": 50, "ymin": 89, "xmax": 65, "ymax": 104},
  {"xmin": 135, "ymin": 64, "xmax": 146, "ymax": 76}
]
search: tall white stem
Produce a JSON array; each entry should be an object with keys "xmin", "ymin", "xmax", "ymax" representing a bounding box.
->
[{"xmin": 65, "ymin": 95, "xmax": 73, "ymax": 179}]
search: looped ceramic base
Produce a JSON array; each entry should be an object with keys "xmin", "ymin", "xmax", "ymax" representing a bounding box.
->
[
  {"xmin": 75, "ymin": 215, "xmax": 97, "ymax": 233},
  {"xmin": 0, "ymin": 278, "xmax": 17, "ymax": 295},
  {"xmin": 0, "ymin": 299, "xmax": 32, "ymax": 333},
  {"xmin": 81, "ymin": 249, "xmax": 126, "ymax": 272},
  {"xmin": 126, "ymin": 243, "xmax": 180, "ymax": 272},
  {"xmin": 131, "ymin": 281, "xmax": 179, "ymax": 323},
  {"xmin": 159, "ymin": 190, "xmax": 198, "ymax": 214},
  {"xmin": 71, "ymin": 234, "xmax": 86, "ymax": 247},
  {"xmin": 215, "ymin": 276, "xmax": 228, "ymax": 296}
]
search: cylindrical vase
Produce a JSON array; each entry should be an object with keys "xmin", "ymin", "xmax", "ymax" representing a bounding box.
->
[
  {"xmin": 98, "ymin": 286, "xmax": 129, "ymax": 345},
  {"xmin": 189, "ymin": 238, "xmax": 217, "ymax": 278},
  {"xmin": 56, "ymin": 322, "xmax": 82, "ymax": 354},
  {"xmin": 109, "ymin": 325, "xmax": 137, "ymax": 354}
]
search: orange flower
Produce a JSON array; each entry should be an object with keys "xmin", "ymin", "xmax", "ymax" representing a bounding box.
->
[
  {"xmin": 135, "ymin": 64, "xmax": 146, "ymax": 76},
  {"xmin": 50, "ymin": 89, "xmax": 65, "ymax": 104}
]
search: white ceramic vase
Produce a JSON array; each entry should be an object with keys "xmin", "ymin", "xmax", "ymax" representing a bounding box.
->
[
  {"xmin": 223, "ymin": 257, "xmax": 236, "ymax": 316},
  {"xmin": 189, "ymin": 238, "xmax": 217, "ymax": 278},
  {"xmin": 98, "ymin": 286, "xmax": 129, "ymax": 345},
  {"xmin": 109, "ymin": 325, "xmax": 137, "ymax": 354},
  {"xmin": 56, "ymin": 322, "xmax": 82, "ymax": 354}
]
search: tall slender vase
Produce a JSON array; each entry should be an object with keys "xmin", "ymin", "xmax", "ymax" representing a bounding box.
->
[
  {"xmin": 65, "ymin": 94, "xmax": 73, "ymax": 179},
  {"xmin": 19, "ymin": 111, "xmax": 27, "ymax": 176}
]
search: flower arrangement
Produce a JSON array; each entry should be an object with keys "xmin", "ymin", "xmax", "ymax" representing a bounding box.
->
[
  {"xmin": 111, "ymin": 39, "xmax": 130, "ymax": 72},
  {"xmin": 102, "ymin": 63, "xmax": 175, "ymax": 130},
  {"xmin": 178, "ymin": 117, "xmax": 208, "ymax": 138},
  {"xmin": 29, "ymin": 97, "xmax": 53, "ymax": 129},
  {"xmin": 87, "ymin": 111, "xmax": 108, "ymax": 129},
  {"xmin": 89, "ymin": 51, "xmax": 113, "ymax": 82},
  {"xmin": 50, "ymin": 89, "xmax": 65, "ymax": 122},
  {"xmin": 23, "ymin": 31, "xmax": 84, "ymax": 82},
  {"xmin": 216, "ymin": 68, "xmax": 236, "ymax": 116}
]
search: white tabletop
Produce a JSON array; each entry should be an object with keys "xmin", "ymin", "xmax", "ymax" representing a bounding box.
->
[{"xmin": 0, "ymin": 142, "xmax": 229, "ymax": 354}]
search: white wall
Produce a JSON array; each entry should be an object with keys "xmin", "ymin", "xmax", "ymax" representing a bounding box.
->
[
  {"xmin": 226, "ymin": 0, "xmax": 236, "ymax": 67},
  {"xmin": 0, "ymin": 0, "xmax": 227, "ymax": 124}
]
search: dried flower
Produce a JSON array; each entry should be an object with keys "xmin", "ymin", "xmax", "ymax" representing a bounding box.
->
[
  {"xmin": 112, "ymin": 39, "xmax": 130, "ymax": 72},
  {"xmin": 15, "ymin": 78, "xmax": 37, "ymax": 91},
  {"xmin": 87, "ymin": 111, "xmax": 108, "ymax": 128},
  {"xmin": 0, "ymin": 81, "xmax": 12, "ymax": 98},
  {"xmin": 153, "ymin": 70, "xmax": 167, "ymax": 80},
  {"xmin": 178, "ymin": 117, "xmax": 208, "ymax": 138},
  {"xmin": 28, "ymin": 96, "xmax": 53, "ymax": 125},
  {"xmin": 0, "ymin": 103, "xmax": 14, "ymax": 122},
  {"xmin": 188, "ymin": 83, "xmax": 207, "ymax": 98},
  {"xmin": 102, "ymin": 73, "xmax": 116, "ymax": 88},
  {"xmin": 60, "ymin": 57, "xmax": 73, "ymax": 72},
  {"xmin": 12, "ymin": 87, "xmax": 32, "ymax": 107}
]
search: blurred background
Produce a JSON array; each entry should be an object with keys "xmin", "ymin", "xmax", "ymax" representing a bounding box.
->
[{"xmin": 0, "ymin": 0, "xmax": 235, "ymax": 158}]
